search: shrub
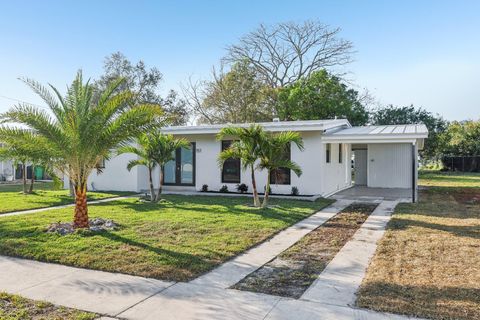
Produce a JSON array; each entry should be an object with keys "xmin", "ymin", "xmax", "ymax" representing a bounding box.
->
[
  {"xmin": 219, "ymin": 185, "xmax": 229, "ymax": 193},
  {"xmin": 237, "ymin": 183, "xmax": 248, "ymax": 193},
  {"xmin": 201, "ymin": 184, "xmax": 208, "ymax": 192},
  {"xmin": 291, "ymin": 186, "xmax": 299, "ymax": 196}
]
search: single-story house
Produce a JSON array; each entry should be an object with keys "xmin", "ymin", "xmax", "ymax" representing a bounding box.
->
[{"xmin": 80, "ymin": 119, "xmax": 428, "ymax": 202}]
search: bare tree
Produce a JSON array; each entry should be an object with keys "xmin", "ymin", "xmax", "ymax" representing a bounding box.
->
[{"xmin": 225, "ymin": 20, "xmax": 354, "ymax": 88}]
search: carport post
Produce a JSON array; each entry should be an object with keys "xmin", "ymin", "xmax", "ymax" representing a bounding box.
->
[{"xmin": 412, "ymin": 143, "xmax": 416, "ymax": 203}]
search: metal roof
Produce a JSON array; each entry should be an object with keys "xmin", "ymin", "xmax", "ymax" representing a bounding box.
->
[
  {"xmin": 161, "ymin": 119, "xmax": 351, "ymax": 135},
  {"xmin": 328, "ymin": 124, "xmax": 428, "ymax": 136}
]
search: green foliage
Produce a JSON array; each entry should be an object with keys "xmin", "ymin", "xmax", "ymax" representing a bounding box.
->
[
  {"xmin": 276, "ymin": 70, "xmax": 369, "ymax": 126},
  {"xmin": 201, "ymin": 184, "xmax": 208, "ymax": 192},
  {"xmin": 192, "ymin": 61, "xmax": 274, "ymax": 124},
  {"xmin": 237, "ymin": 183, "xmax": 248, "ymax": 193},
  {"xmin": 438, "ymin": 120, "xmax": 480, "ymax": 156},
  {"xmin": 291, "ymin": 186, "xmax": 299, "ymax": 196},
  {"xmin": 118, "ymin": 131, "xmax": 190, "ymax": 201},
  {"xmin": 95, "ymin": 52, "xmax": 189, "ymax": 125},
  {"xmin": 219, "ymin": 185, "xmax": 229, "ymax": 193},
  {"xmin": 0, "ymin": 70, "xmax": 162, "ymax": 199},
  {"xmin": 370, "ymin": 104, "xmax": 448, "ymax": 159}
]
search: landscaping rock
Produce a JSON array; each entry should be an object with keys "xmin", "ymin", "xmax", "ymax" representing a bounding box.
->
[{"xmin": 46, "ymin": 218, "xmax": 118, "ymax": 235}]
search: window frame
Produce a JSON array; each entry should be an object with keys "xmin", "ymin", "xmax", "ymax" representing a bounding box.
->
[
  {"xmin": 339, "ymin": 143, "xmax": 343, "ymax": 163},
  {"xmin": 221, "ymin": 140, "xmax": 241, "ymax": 184},
  {"xmin": 326, "ymin": 143, "xmax": 331, "ymax": 163},
  {"xmin": 270, "ymin": 145, "xmax": 291, "ymax": 185}
]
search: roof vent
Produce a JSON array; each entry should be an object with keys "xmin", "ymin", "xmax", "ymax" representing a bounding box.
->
[{"xmin": 273, "ymin": 117, "xmax": 280, "ymax": 122}]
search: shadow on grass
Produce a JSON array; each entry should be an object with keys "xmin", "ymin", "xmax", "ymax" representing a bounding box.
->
[
  {"xmin": 357, "ymin": 281, "xmax": 480, "ymax": 320},
  {"xmin": 388, "ymin": 216, "xmax": 479, "ymax": 239}
]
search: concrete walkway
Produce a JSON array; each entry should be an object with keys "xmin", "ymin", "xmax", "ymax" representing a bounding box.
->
[
  {"xmin": 191, "ymin": 199, "xmax": 353, "ymax": 288},
  {"xmin": 0, "ymin": 195, "xmax": 138, "ymax": 218},
  {"xmin": 0, "ymin": 200, "xmax": 413, "ymax": 319}
]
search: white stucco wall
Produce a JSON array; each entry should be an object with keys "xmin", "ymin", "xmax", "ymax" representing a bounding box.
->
[
  {"xmin": 367, "ymin": 143, "xmax": 413, "ymax": 188},
  {"xmin": 321, "ymin": 142, "xmax": 352, "ymax": 196},
  {"xmin": 79, "ymin": 153, "xmax": 144, "ymax": 192}
]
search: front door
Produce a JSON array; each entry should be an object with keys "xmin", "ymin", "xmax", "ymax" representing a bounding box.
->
[
  {"xmin": 163, "ymin": 143, "xmax": 195, "ymax": 186},
  {"xmin": 354, "ymin": 149, "xmax": 367, "ymax": 185}
]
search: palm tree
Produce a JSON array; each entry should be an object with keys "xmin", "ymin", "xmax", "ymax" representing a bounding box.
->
[
  {"xmin": 118, "ymin": 131, "xmax": 190, "ymax": 202},
  {"xmin": 258, "ymin": 131, "xmax": 304, "ymax": 207},
  {"xmin": 217, "ymin": 124, "xmax": 265, "ymax": 207},
  {"xmin": 0, "ymin": 71, "xmax": 161, "ymax": 228}
]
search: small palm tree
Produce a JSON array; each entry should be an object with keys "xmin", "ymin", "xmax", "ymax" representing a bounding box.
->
[
  {"xmin": 217, "ymin": 124, "xmax": 266, "ymax": 207},
  {"xmin": 258, "ymin": 131, "xmax": 304, "ymax": 207},
  {"xmin": 118, "ymin": 131, "xmax": 190, "ymax": 202},
  {"xmin": 0, "ymin": 71, "xmax": 161, "ymax": 228}
]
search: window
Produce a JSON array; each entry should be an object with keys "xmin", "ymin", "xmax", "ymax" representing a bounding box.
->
[
  {"xmin": 339, "ymin": 143, "xmax": 343, "ymax": 163},
  {"xmin": 221, "ymin": 141, "xmax": 241, "ymax": 183},
  {"xmin": 326, "ymin": 143, "xmax": 331, "ymax": 163},
  {"xmin": 270, "ymin": 145, "xmax": 291, "ymax": 185}
]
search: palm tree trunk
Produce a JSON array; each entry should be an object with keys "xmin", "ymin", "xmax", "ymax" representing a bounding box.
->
[
  {"xmin": 251, "ymin": 165, "xmax": 260, "ymax": 207},
  {"xmin": 262, "ymin": 170, "xmax": 271, "ymax": 208},
  {"xmin": 28, "ymin": 164, "xmax": 35, "ymax": 194},
  {"xmin": 22, "ymin": 163, "xmax": 27, "ymax": 194},
  {"xmin": 73, "ymin": 184, "xmax": 89, "ymax": 228},
  {"xmin": 156, "ymin": 166, "xmax": 164, "ymax": 202},
  {"xmin": 148, "ymin": 167, "xmax": 155, "ymax": 202}
]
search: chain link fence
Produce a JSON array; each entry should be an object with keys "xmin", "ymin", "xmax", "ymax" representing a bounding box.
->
[{"xmin": 441, "ymin": 156, "xmax": 480, "ymax": 172}]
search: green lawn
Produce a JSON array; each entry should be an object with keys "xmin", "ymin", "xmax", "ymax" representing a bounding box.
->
[
  {"xmin": 0, "ymin": 195, "xmax": 332, "ymax": 282},
  {"xmin": 0, "ymin": 292, "xmax": 96, "ymax": 320},
  {"xmin": 357, "ymin": 170, "xmax": 480, "ymax": 320},
  {"xmin": 0, "ymin": 182, "xmax": 131, "ymax": 214}
]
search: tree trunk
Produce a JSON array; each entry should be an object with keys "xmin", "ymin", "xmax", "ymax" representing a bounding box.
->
[
  {"xmin": 22, "ymin": 163, "xmax": 27, "ymax": 194},
  {"xmin": 148, "ymin": 167, "xmax": 155, "ymax": 202},
  {"xmin": 251, "ymin": 165, "xmax": 260, "ymax": 207},
  {"xmin": 156, "ymin": 166, "xmax": 164, "ymax": 202},
  {"xmin": 28, "ymin": 164, "xmax": 35, "ymax": 194},
  {"xmin": 262, "ymin": 170, "xmax": 271, "ymax": 208},
  {"xmin": 73, "ymin": 184, "xmax": 89, "ymax": 228},
  {"xmin": 69, "ymin": 179, "xmax": 75, "ymax": 197}
]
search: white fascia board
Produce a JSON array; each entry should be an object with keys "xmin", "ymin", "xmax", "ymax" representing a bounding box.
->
[
  {"xmin": 161, "ymin": 120, "xmax": 351, "ymax": 135},
  {"xmin": 321, "ymin": 137, "xmax": 419, "ymax": 144}
]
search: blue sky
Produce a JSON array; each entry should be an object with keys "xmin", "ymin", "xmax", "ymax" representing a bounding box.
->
[{"xmin": 0, "ymin": 0, "xmax": 478, "ymax": 121}]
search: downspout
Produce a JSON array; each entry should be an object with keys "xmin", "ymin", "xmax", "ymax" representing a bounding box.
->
[{"xmin": 411, "ymin": 143, "xmax": 416, "ymax": 203}]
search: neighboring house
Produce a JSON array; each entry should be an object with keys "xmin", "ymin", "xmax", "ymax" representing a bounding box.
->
[
  {"xmin": 0, "ymin": 160, "xmax": 15, "ymax": 181},
  {"xmin": 77, "ymin": 119, "xmax": 428, "ymax": 202}
]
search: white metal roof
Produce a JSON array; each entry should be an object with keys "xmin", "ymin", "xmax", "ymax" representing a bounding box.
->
[
  {"xmin": 161, "ymin": 119, "xmax": 351, "ymax": 135},
  {"xmin": 322, "ymin": 124, "xmax": 428, "ymax": 144}
]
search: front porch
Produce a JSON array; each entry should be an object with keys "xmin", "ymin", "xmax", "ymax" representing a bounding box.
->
[{"xmin": 330, "ymin": 185, "xmax": 412, "ymax": 202}]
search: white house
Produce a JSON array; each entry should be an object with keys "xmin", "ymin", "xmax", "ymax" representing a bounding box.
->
[{"xmin": 81, "ymin": 119, "xmax": 428, "ymax": 202}]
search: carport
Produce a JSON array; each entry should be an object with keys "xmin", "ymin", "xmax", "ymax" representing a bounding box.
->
[{"xmin": 323, "ymin": 124, "xmax": 428, "ymax": 202}]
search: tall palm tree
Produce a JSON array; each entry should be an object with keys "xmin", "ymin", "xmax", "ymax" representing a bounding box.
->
[
  {"xmin": 118, "ymin": 131, "xmax": 190, "ymax": 202},
  {"xmin": 0, "ymin": 71, "xmax": 161, "ymax": 228},
  {"xmin": 258, "ymin": 131, "xmax": 304, "ymax": 207},
  {"xmin": 217, "ymin": 124, "xmax": 265, "ymax": 207}
]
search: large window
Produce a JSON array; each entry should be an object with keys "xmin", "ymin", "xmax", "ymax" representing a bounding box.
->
[
  {"xmin": 326, "ymin": 143, "xmax": 331, "ymax": 163},
  {"xmin": 221, "ymin": 141, "xmax": 241, "ymax": 183},
  {"xmin": 270, "ymin": 145, "xmax": 291, "ymax": 185}
]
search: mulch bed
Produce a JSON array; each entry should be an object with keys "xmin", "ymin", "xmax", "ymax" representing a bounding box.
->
[{"xmin": 232, "ymin": 203, "xmax": 378, "ymax": 298}]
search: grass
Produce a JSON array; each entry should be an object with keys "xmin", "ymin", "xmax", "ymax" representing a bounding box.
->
[
  {"xmin": 0, "ymin": 292, "xmax": 96, "ymax": 320},
  {"xmin": 0, "ymin": 182, "xmax": 131, "ymax": 214},
  {"xmin": 356, "ymin": 170, "xmax": 480, "ymax": 320},
  {"xmin": 0, "ymin": 195, "xmax": 332, "ymax": 282},
  {"xmin": 233, "ymin": 203, "xmax": 377, "ymax": 298}
]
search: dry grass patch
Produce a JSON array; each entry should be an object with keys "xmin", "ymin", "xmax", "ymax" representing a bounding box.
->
[
  {"xmin": 233, "ymin": 203, "xmax": 377, "ymax": 298},
  {"xmin": 0, "ymin": 292, "xmax": 96, "ymax": 320},
  {"xmin": 356, "ymin": 185, "xmax": 480, "ymax": 320}
]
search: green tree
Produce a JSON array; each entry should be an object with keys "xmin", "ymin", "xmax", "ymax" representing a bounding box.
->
[
  {"xmin": 0, "ymin": 71, "xmax": 161, "ymax": 228},
  {"xmin": 96, "ymin": 52, "xmax": 189, "ymax": 125},
  {"xmin": 258, "ymin": 132, "xmax": 304, "ymax": 207},
  {"xmin": 439, "ymin": 120, "xmax": 480, "ymax": 156},
  {"xmin": 276, "ymin": 70, "xmax": 370, "ymax": 126},
  {"xmin": 217, "ymin": 124, "xmax": 266, "ymax": 207},
  {"xmin": 370, "ymin": 105, "xmax": 448, "ymax": 159},
  {"xmin": 184, "ymin": 61, "xmax": 274, "ymax": 124},
  {"xmin": 118, "ymin": 132, "xmax": 190, "ymax": 202}
]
